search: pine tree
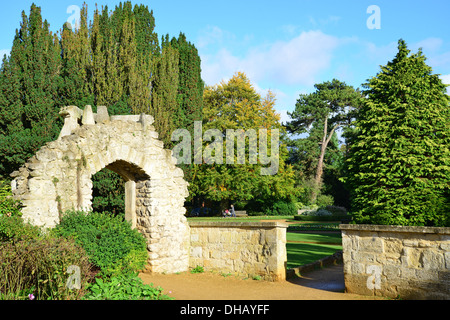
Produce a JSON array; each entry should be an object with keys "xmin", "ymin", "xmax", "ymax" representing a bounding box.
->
[
  {"xmin": 286, "ymin": 79, "xmax": 361, "ymax": 204},
  {"xmin": 347, "ymin": 39, "xmax": 450, "ymax": 226}
]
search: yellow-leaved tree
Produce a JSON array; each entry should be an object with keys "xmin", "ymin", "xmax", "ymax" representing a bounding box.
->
[{"xmin": 186, "ymin": 72, "xmax": 298, "ymax": 214}]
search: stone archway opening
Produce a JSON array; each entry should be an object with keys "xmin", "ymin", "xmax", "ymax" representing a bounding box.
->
[
  {"xmin": 91, "ymin": 169, "xmax": 125, "ymax": 217},
  {"xmin": 90, "ymin": 160, "xmax": 151, "ymax": 230}
]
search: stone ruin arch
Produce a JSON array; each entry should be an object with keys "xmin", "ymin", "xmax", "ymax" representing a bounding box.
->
[{"xmin": 10, "ymin": 105, "xmax": 190, "ymax": 274}]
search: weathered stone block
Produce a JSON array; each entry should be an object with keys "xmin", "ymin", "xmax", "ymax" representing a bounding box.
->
[{"xmin": 341, "ymin": 224, "xmax": 450, "ymax": 299}]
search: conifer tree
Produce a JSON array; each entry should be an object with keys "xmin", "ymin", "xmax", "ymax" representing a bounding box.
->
[
  {"xmin": 0, "ymin": 4, "xmax": 62, "ymax": 176},
  {"xmin": 151, "ymin": 36, "xmax": 179, "ymax": 147},
  {"xmin": 170, "ymin": 33, "xmax": 204, "ymax": 131},
  {"xmin": 60, "ymin": 3, "xmax": 93, "ymax": 106},
  {"xmin": 347, "ymin": 39, "xmax": 450, "ymax": 226},
  {"xmin": 286, "ymin": 79, "xmax": 361, "ymax": 204}
]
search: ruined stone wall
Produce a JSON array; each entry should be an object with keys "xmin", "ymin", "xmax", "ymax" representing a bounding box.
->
[
  {"xmin": 189, "ymin": 221, "xmax": 288, "ymax": 281},
  {"xmin": 10, "ymin": 105, "xmax": 190, "ymax": 274},
  {"xmin": 340, "ymin": 224, "xmax": 450, "ymax": 299}
]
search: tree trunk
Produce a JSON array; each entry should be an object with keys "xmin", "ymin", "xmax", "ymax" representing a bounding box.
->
[{"xmin": 311, "ymin": 116, "xmax": 339, "ymax": 204}]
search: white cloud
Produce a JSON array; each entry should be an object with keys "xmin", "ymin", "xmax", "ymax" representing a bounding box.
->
[{"xmin": 200, "ymin": 30, "xmax": 340, "ymax": 87}]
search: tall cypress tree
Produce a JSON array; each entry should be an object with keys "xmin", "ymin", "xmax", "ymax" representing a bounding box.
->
[
  {"xmin": 132, "ymin": 4, "xmax": 158, "ymax": 115},
  {"xmin": 347, "ymin": 39, "xmax": 450, "ymax": 226},
  {"xmin": 170, "ymin": 32, "xmax": 204, "ymax": 131},
  {"xmin": 150, "ymin": 36, "xmax": 179, "ymax": 147},
  {"xmin": 60, "ymin": 3, "xmax": 93, "ymax": 107},
  {"xmin": 0, "ymin": 4, "xmax": 62, "ymax": 177}
]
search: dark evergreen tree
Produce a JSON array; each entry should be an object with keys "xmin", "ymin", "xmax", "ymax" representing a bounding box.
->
[
  {"xmin": 170, "ymin": 32, "xmax": 204, "ymax": 131},
  {"xmin": 346, "ymin": 39, "xmax": 450, "ymax": 226},
  {"xmin": 0, "ymin": 4, "xmax": 62, "ymax": 177},
  {"xmin": 150, "ymin": 35, "xmax": 179, "ymax": 147},
  {"xmin": 60, "ymin": 4, "xmax": 93, "ymax": 107},
  {"xmin": 0, "ymin": 2, "xmax": 204, "ymax": 215}
]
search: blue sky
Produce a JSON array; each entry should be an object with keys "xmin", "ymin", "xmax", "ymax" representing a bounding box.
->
[{"xmin": 1, "ymin": 0, "xmax": 449, "ymax": 124}]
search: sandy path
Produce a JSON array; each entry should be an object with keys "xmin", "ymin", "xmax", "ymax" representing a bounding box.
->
[{"xmin": 139, "ymin": 264, "xmax": 379, "ymax": 300}]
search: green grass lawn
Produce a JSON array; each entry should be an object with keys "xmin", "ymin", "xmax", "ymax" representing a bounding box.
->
[
  {"xmin": 286, "ymin": 231, "xmax": 342, "ymax": 268},
  {"xmin": 286, "ymin": 232, "xmax": 342, "ymax": 244},
  {"xmin": 286, "ymin": 242, "xmax": 342, "ymax": 269}
]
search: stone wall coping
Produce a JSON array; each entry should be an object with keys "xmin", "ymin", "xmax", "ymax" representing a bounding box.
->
[
  {"xmin": 189, "ymin": 220, "xmax": 289, "ymax": 229},
  {"xmin": 339, "ymin": 223, "xmax": 450, "ymax": 235}
]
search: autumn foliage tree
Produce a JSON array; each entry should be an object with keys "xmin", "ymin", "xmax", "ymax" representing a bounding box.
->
[{"xmin": 188, "ymin": 72, "xmax": 297, "ymax": 213}]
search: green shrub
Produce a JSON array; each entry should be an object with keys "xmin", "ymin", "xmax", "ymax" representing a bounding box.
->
[
  {"xmin": 0, "ymin": 215, "xmax": 41, "ymax": 243},
  {"xmin": 53, "ymin": 211, "xmax": 148, "ymax": 276},
  {"xmin": 247, "ymin": 211, "xmax": 266, "ymax": 216},
  {"xmin": 294, "ymin": 202, "xmax": 304, "ymax": 211},
  {"xmin": 293, "ymin": 215, "xmax": 349, "ymax": 222},
  {"xmin": 315, "ymin": 209, "xmax": 332, "ymax": 216},
  {"xmin": 323, "ymin": 205, "xmax": 347, "ymax": 216},
  {"xmin": 265, "ymin": 200, "xmax": 298, "ymax": 215},
  {"xmin": 315, "ymin": 194, "xmax": 334, "ymax": 208},
  {"xmin": 83, "ymin": 273, "xmax": 172, "ymax": 300},
  {"xmin": 0, "ymin": 236, "xmax": 93, "ymax": 300},
  {"xmin": 0, "ymin": 179, "xmax": 22, "ymax": 218}
]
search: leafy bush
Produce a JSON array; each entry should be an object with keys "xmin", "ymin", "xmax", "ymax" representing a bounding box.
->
[
  {"xmin": 0, "ymin": 236, "xmax": 93, "ymax": 300},
  {"xmin": 323, "ymin": 205, "xmax": 347, "ymax": 216},
  {"xmin": 315, "ymin": 209, "xmax": 332, "ymax": 216},
  {"xmin": 315, "ymin": 194, "xmax": 334, "ymax": 208},
  {"xmin": 53, "ymin": 211, "xmax": 148, "ymax": 276},
  {"xmin": 293, "ymin": 215, "xmax": 349, "ymax": 222},
  {"xmin": 83, "ymin": 273, "xmax": 172, "ymax": 300},
  {"xmin": 0, "ymin": 179, "xmax": 22, "ymax": 218},
  {"xmin": 294, "ymin": 202, "xmax": 304, "ymax": 211},
  {"xmin": 264, "ymin": 200, "xmax": 298, "ymax": 215},
  {"xmin": 0, "ymin": 215, "xmax": 41, "ymax": 243}
]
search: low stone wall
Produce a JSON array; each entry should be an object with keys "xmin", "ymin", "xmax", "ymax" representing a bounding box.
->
[
  {"xmin": 340, "ymin": 224, "xmax": 450, "ymax": 299},
  {"xmin": 189, "ymin": 221, "xmax": 288, "ymax": 281}
]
